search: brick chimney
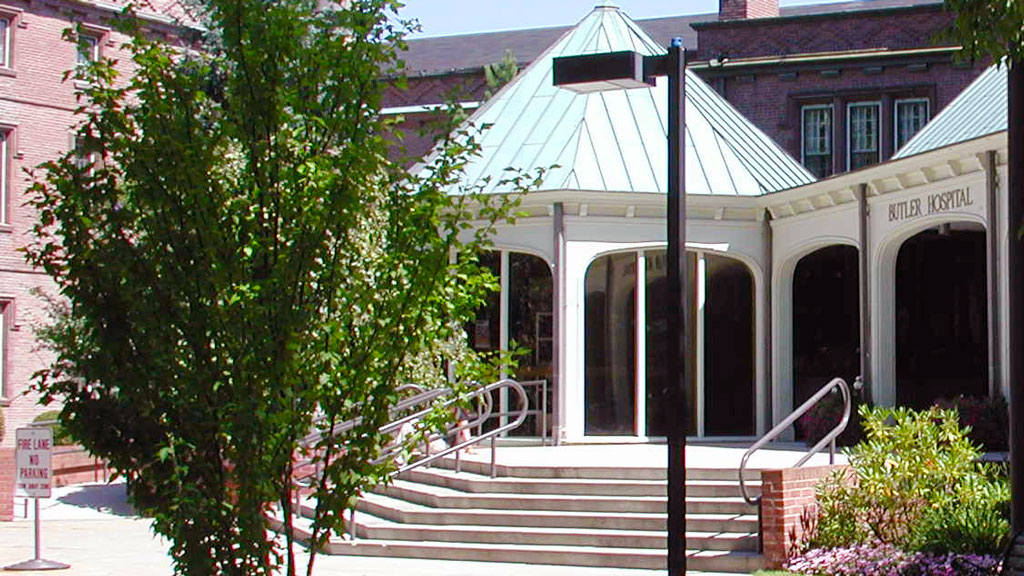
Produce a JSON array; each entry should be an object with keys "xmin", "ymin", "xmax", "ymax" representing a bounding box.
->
[{"xmin": 719, "ymin": 0, "xmax": 779, "ymax": 20}]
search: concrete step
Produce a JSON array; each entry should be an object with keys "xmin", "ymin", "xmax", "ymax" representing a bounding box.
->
[
  {"xmin": 354, "ymin": 513, "xmax": 758, "ymax": 551},
  {"xmin": 434, "ymin": 457, "xmax": 759, "ymax": 482},
  {"xmin": 348, "ymin": 492, "xmax": 759, "ymax": 533},
  {"xmin": 283, "ymin": 513, "xmax": 763, "ymax": 573},
  {"xmin": 401, "ymin": 467, "xmax": 761, "ymax": 498},
  {"xmin": 376, "ymin": 479, "xmax": 756, "ymax": 515}
]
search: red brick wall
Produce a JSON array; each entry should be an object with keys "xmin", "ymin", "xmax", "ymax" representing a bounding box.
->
[
  {"xmin": 760, "ymin": 464, "xmax": 850, "ymax": 568},
  {"xmin": 0, "ymin": 448, "xmax": 13, "ymax": 520},
  {"xmin": 0, "ymin": 0, "xmax": 187, "ymax": 449},
  {"xmin": 51, "ymin": 448, "xmax": 109, "ymax": 487},
  {"xmin": 720, "ymin": 0, "xmax": 779, "ymax": 21},
  {"xmin": 695, "ymin": 60, "xmax": 983, "ymax": 170},
  {"xmin": 694, "ymin": 6, "xmax": 954, "ymax": 61}
]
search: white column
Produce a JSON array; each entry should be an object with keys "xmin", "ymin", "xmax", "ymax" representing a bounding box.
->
[
  {"xmin": 696, "ymin": 251, "xmax": 707, "ymax": 437},
  {"xmin": 635, "ymin": 250, "xmax": 647, "ymax": 438},
  {"xmin": 499, "ymin": 250, "xmax": 510, "ymax": 430}
]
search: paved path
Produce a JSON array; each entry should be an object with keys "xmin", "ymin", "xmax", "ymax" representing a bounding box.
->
[{"xmin": 0, "ymin": 482, "xmax": 741, "ymax": 576}]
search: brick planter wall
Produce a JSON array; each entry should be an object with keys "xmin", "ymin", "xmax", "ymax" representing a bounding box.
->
[
  {"xmin": 0, "ymin": 448, "xmax": 14, "ymax": 521},
  {"xmin": 52, "ymin": 448, "xmax": 109, "ymax": 487},
  {"xmin": 760, "ymin": 464, "xmax": 851, "ymax": 568},
  {"xmin": 0, "ymin": 446, "xmax": 110, "ymax": 521}
]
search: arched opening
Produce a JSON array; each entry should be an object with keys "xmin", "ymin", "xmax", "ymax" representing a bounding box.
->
[
  {"xmin": 467, "ymin": 250, "xmax": 553, "ymax": 437},
  {"xmin": 703, "ymin": 253, "xmax": 756, "ymax": 436},
  {"xmin": 792, "ymin": 245, "xmax": 860, "ymax": 411},
  {"xmin": 585, "ymin": 249, "xmax": 756, "ymax": 437},
  {"xmin": 895, "ymin": 223, "xmax": 987, "ymax": 408},
  {"xmin": 584, "ymin": 253, "xmax": 637, "ymax": 435}
]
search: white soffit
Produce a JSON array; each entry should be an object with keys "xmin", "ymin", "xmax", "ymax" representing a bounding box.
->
[{"xmin": 432, "ymin": 2, "xmax": 815, "ymax": 197}]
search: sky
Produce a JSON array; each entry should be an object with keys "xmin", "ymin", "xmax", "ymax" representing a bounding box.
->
[{"xmin": 399, "ymin": 0, "xmax": 850, "ymax": 38}]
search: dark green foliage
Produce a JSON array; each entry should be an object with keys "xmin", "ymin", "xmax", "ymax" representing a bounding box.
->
[
  {"xmin": 808, "ymin": 406, "xmax": 1009, "ymax": 554},
  {"xmin": 483, "ymin": 49, "xmax": 518, "ymax": 98},
  {"xmin": 942, "ymin": 0, "xmax": 1024, "ymax": 63},
  {"xmin": 31, "ymin": 410, "xmax": 73, "ymax": 446},
  {"xmin": 796, "ymin": 385, "xmax": 867, "ymax": 447},
  {"xmin": 933, "ymin": 395, "xmax": 1009, "ymax": 452},
  {"xmin": 25, "ymin": 2, "xmax": 535, "ymax": 575}
]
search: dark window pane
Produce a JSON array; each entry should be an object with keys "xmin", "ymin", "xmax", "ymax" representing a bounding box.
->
[
  {"xmin": 509, "ymin": 252, "xmax": 553, "ymax": 437},
  {"xmin": 644, "ymin": 250, "xmax": 697, "ymax": 437},
  {"xmin": 585, "ymin": 253, "xmax": 636, "ymax": 435},
  {"xmin": 703, "ymin": 254, "xmax": 755, "ymax": 436}
]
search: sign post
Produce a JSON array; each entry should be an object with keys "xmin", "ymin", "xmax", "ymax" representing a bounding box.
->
[{"xmin": 4, "ymin": 427, "xmax": 70, "ymax": 571}]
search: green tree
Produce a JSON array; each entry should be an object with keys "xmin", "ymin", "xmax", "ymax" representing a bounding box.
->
[
  {"xmin": 25, "ymin": 1, "xmax": 534, "ymax": 575},
  {"xmin": 944, "ymin": 0, "xmax": 1024, "ymax": 63},
  {"xmin": 483, "ymin": 49, "xmax": 519, "ymax": 98}
]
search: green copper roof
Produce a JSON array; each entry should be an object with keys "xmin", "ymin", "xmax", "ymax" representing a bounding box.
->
[
  {"xmin": 438, "ymin": 3, "xmax": 814, "ymax": 196},
  {"xmin": 895, "ymin": 63, "xmax": 1006, "ymax": 159}
]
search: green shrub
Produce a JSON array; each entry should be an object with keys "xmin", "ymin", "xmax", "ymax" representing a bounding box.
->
[
  {"xmin": 809, "ymin": 405, "xmax": 1008, "ymax": 553},
  {"xmin": 934, "ymin": 395, "xmax": 1008, "ymax": 452},
  {"xmin": 32, "ymin": 410, "xmax": 74, "ymax": 446},
  {"xmin": 910, "ymin": 466, "xmax": 1010, "ymax": 555}
]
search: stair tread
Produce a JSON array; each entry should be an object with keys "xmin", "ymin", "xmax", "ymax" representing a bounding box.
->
[
  {"xmin": 326, "ymin": 537, "xmax": 761, "ymax": 559},
  {"xmin": 384, "ymin": 478, "xmax": 753, "ymax": 505},
  {"xmin": 406, "ymin": 467, "xmax": 761, "ymax": 487},
  {"xmin": 356, "ymin": 511, "xmax": 756, "ymax": 540},
  {"xmin": 356, "ymin": 491, "xmax": 758, "ymax": 521}
]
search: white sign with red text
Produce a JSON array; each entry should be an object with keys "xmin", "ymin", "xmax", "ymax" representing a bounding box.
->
[{"xmin": 15, "ymin": 427, "xmax": 53, "ymax": 499}]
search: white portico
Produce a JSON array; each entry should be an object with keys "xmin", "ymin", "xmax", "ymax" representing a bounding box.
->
[{"xmin": 429, "ymin": 5, "xmax": 1009, "ymax": 443}]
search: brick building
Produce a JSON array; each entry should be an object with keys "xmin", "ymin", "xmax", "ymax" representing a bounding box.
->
[
  {"xmin": 386, "ymin": 0, "xmax": 984, "ymax": 178},
  {"xmin": 0, "ymin": 0, "xmax": 194, "ymax": 450}
]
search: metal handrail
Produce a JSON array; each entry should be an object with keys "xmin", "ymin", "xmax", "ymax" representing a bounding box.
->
[
  {"xmin": 738, "ymin": 376, "xmax": 852, "ymax": 505},
  {"xmin": 294, "ymin": 378, "xmax": 528, "ymax": 485},
  {"xmin": 289, "ymin": 379, "xmax": 529, "ymax": 540}
]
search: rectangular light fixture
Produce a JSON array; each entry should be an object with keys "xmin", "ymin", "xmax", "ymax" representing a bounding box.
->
[{"xmin": 552, "ymin": 51, "xmax": 655, "ymax": 93}]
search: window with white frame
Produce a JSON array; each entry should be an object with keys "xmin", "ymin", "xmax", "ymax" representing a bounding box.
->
[
  {"xmin": 0, "ymin": 301, "xmax": 7, "ymax": 399},
  {"xmin": 0, "ymin": 130, "xmax": 8, "ymax": 225},
  {"xmin": 896, "ymin": 99, "xmax": 930, "ymax": 150},
  {"xmin": 802, "ymin": 105, "xmax": 832, "ymax": 178},
  {"xmin": 74, "ymin": 134, "xmax": 100, "ymax": 173},
  {"xmin": 76, "ymin": 33, "xmax": 98, "ymax": 68},
  {"xmin": 848, "ymin": 102, "xmax": 881, "ymax": 170},
  {"xmin": 0, "ymin": 16, "xmax": 10, "ymax": 68}
]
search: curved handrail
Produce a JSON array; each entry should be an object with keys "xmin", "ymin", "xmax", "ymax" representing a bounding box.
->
[
  {"xmin": 738, "ymin": 377, "xmax": 851, "ymax": 505},
  {"xmin": 294, "ymin": 378, "xmax": 527, "ymax": 486}
]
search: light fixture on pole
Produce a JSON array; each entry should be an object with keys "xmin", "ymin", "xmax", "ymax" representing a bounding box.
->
[{"xmin": 553, "ymin": 38, "xmax": 690, "ymax": 576}]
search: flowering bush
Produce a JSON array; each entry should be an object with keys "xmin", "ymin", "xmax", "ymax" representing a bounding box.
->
[
  {"xmin": 787, "ymin": 545, "xmax": 1000, "ymax": 576},
  {"xmin": 807, "ymin": 406, "xmax": 1009, "ymax": 553}
]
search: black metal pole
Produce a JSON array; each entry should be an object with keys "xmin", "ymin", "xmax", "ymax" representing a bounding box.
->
[
  {"xmin": 1008, "ymin": 59, "xmax": 1024, "ymax": 554},
  {"xmin": 666, "ymin": 38, "xmax": 688, "ymax": 576}
]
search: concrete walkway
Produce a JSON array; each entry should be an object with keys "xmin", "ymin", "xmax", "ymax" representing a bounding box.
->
[{"xmin": 0, "ymin": 443, "xmax": 832, "ymax": 575}]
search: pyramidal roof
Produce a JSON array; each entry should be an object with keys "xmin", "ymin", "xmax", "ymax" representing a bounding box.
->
[
  {"xmin": 894, "ymin": 63, "xmax": 1006, "ymax": 160},
  {"xmin": 438, "ymin": 2, "xmax": 814, "ymax": 196}
]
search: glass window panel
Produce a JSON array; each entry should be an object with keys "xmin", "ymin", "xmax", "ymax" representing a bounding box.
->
[
  {"xmin": 508, "ymin": 252, "xmax": 553, "ymax": 437},
  {"xmin": 644, "ymin": 250, "xmax": 697, "ymax": 437},
  {"xmin": 0, "ymin": 131, "xmax": 7, "ymax": 224},
  {"xmin": 849, "ymin": 103, "xmax": 880, "ymax": 170},
  {"xmin": 896, "ymin": 100, "xmax": 929, "ymax": 150},
  {"xmin": 0, "ymin": 18, "xmax": 9, "ymax": 68},
  {"xmin": 467, "ymin": 251, "xmax": 501, "ymax": 353},
  {"xmin": 703, "ymin": 254, "xmax": 755, "ymax": 436},
  {"xmin": 584, "ymin": 253, "xmax": 636, "ymax": 435},
  {"xmin": 802, "ymin": 107, "xmax": 832, "ymax": 178},
  {"xmin": 77, "ymin": 35, "xmax": 97, "ymax": 67},
  {"xmin": 0, "ymin": 303, "xmax": 5, "ymax": 398}
]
